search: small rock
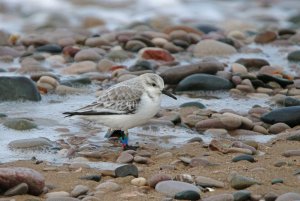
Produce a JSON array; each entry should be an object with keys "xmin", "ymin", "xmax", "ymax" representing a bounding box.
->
[
  {"xmin": 231, "ymin": 63, "xmax": 248, "ymax": 74},
  {"xmin": 264, "ymin": 192, "xmax": 278, "ymax": 201},
  {"xmin": 282, "ymin": 150, "xmax": 300, "ymax": 157},
  {"xmin": 195, "ymin": 176, "xmax": 225, "ymax": 188},
  {"xmin": 62, "ymin": 61, "xmax": 97, "ymax": 74},
  {"xmin": 8, "ymin": 137, "xmax": 52, "ymax": 149},
  {"xmin": 71, "ymin": 185, "xmax": 89, "ymax": 197},
  {"xmin": 271, "ymin": 178, "xmax": 284, "ymax": 185},
  {"xmin": 139, "ymin": 47, "xmax": 174, "ymax": 62},
  {"xmin": 233, "ymin": 190, "xmax": 251, "ymax": 201},
  {"xmin": 235, "ymin": 58, "xmax": 269, "ymax": 69},
  {"xmin": 46, "ymin": 191, "xmax": 70, "ymax": 198},
  {"xmin": 148, "ymin": 173, "xmax": 172, "ymax": 187},
  {"xmin": 36, "ymin": 44, "xmax": 62, "ymax": 53},
  {"xmin": 4, "ymin": 183, "xmax": 28, "ymax": 196},
  {"xmin": 46, "ymin": 198, "xmax": 80, "ymax": 201},
  {"xmin": 202, "ymin": 194, "xmax": 234, "ymax": 201},
  {"xmin": 275, "ymin": 192, "xmax": 300, "ymax": 201},
  {"xmin": 131, "ymin": 177, "xmax": 147, "ymax": 186},
  {"xmin": 74, "ymin": 49, "xmax": 102, "ymax": 62},
  {"xmin": 155, "ymin": 180, "xmax": 200, "ymax": 197},
  {"xmin": 232, "ymin": 155, "xmax": 255, "ymax": 163},
  {"xmin": 95, "ymin": 181, "xmax": 122, "ymax": 192},
  {"xmin": 261, "ymin": 106, "xmax": 300, "ymax": 127},
  {"xmin": 193, "ymin": 39, "xmax": 237, "ymax": 57},
  {"xmin": 287, "ymin": 50, "xmax": 300, "ymax": 61},
  {"xmin": 254, "ymin": 31, "xmax": 277, "ymax": 44},
  {"xmin": 79, "ymin": 175, "xmax": 101, "ymax": 182},
  {"xmin": 174, "ymin": 190, "xmax": 201, "ymax": 200},
  {"xmin": 269, "ymin": 123, "xmax": 290, "ymax": 134},
  {"xmin": 3, "ymin": 118, "xmax": 37, "ymax": 131},
  {"xmin": 134, "ymin": 155, "xmax": 149, "ymax": 164},
  {"xmin": 230, "ymin": 173, "xmax": 260, "ymax": 190},
  {"xmin": 116, "ymin": 152, "xmax": 134, "ymax": 163}
]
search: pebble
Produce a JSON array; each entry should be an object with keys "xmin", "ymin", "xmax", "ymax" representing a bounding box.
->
[
  {"xmin": 85, "ymin": 37, "xmax": 110, "ymax": 47},
  {"xmin": 261, "ymin": 106, "xmax": 300, "ymax": 127},
  {"xmin": 70, "ymin": 185, "xmax": 89, "ymax": 197},
  {"xmin": 62, "ymin": 61, "xmax": 97, "ymax": 74},
  {"xmin": 74, "ymin": 49, "xmax": 102, "ymax": 62},
  {"xmin": 155, "ymin": 180, "xmax": 200, "ymax": 197},
  {"xmin": 202, "ymin": 194, "xmax": 234, "ymax": 201},
  {"xmin": 271, "ymin": 178, "xmax": 284, "ymax": 185},
  {"xmin": 139, "ymin": 47, "xmax": 174, "ymax": 62},
  {"xmin": 79, "ymin": 175, "xmax": 101, "ymax": 182},
  {"xmin": 176, "ymin": 73, "xmax": 233, "ymax": 92},
  {"xmin": 131, "ymin": 177, "xmax": 147, "ymax": 186},
  {"xmin": 193, "ymin": 39, "xmax": 237, "ymax": 56},
  {"xmin": 116, "ymin": 152, "xmax": 134, "ymax": 163},
  {"xmin": 46, "ymin": 191, "xmax": 70, "ymax": 198},
  {"xmin": 8, "ymin": 137, "xmax": 53, "ymax": 149},
  {"xmin": 282, "ymin": 149, "xmax": 300, "ymax": 157},
  {"xmin": 3, "ymin": 118, "xmax": 37, "ymax": 131},
  {"xmin": 268, "ymin": 123, "xmax": 290, "ymax": 134},
  {"xmin": 287, "ymin": 50, "xmax": 300, "ymax": 61},
  {"xmin": 0, "ymin": 46, "xmax": 21, "ymax": 57},
  {"xmin": 233, "ymin": 190, "xmax": 251, "ymax": 201},
  {"xmin": 229, "ymin": 173, "xmax": 260, "ymax": 190},
  {"xmin": 125, "ymin": 40, "xmax": 147, "ymax": 52},
  {"xmin": 95, "ymin": 181, "xmax": 122, "ymax": 192},
  {"xmin": 174, "ymin": 190, "xmax": 201, "ymax": 200},
  {"xmin": 174, "ymin": 174, "xmax": 194, "ymax": 184},
  {"xmin": 264, "ymin": 192, "xmax": 278, "ymax": 201},
  {"xmin": 254, "ymin": 31, "xmax": 277, "ymax": 43},
  {"xmin": 235, "ymin": 58, "xmax": 269, "ymax": 69},
  {"xmin": 147, "ymin": 173, "xmax": 172, "ymax": 187},
  {"xmin": 232, "ymin": 155, "xmax": 255, "ymax": 163},
  {"xmin": 36, "ymin": 44, "xmax": 62, "ymax": 53},
  {"xmin": 46, "ymin": 198, "xmax": 80, "ymax": 201},
  {"xmin": 275, "ymin": 192, "xmax": 300, "ymax": 201},
  {"xmin": 195, "ymin": 176, "xmax": 225, "ymax": 188},
  {"xmin": 231, "ymin": 63, "xmax": 248, "ymax": 74},
  {"xmin": 287, "ymin": 132, "xmax": 300, "ymax": 141},
  {"xmin": 0, "ymin": 76, "xmax": 41, "ymax": 101},
  {"xmin": 134, "ymin": 155, "xmax": 149, "ymax": 164},
  {"xmin": 4, "ymin": 183, "xmax": 28, "ymax": 196},
  {"xmin": 106, "ymin": 49, "xmax": 132, "ymax": 61}
]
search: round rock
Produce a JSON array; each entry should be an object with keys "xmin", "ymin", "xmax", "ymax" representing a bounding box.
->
[
  {"xmin": 193, "ymin": 39, "xmax": 237, "ymax": 57},
  {"xmin": 155, "ymin": 180, "xmax": 200, "ymax": 197}
]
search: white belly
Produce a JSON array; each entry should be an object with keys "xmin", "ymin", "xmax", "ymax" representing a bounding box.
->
[{"xmin": 82, "ymin": 93, "xmax": 161, "ymax": 130}]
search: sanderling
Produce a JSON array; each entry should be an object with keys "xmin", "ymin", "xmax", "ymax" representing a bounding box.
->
[{"xmin": 63, "ymin": 73, "xmax": 177, "ymax": 149}]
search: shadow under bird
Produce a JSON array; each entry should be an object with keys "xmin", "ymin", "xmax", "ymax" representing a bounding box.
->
[{"xmin": 63, "ymin": 73, "xmax": 177, "ymax": 150}]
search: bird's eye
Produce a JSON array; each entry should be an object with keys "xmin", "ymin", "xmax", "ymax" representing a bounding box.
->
[{"xmin": 152, "ymin": 83, "xmax": 156, "ymax": 87}]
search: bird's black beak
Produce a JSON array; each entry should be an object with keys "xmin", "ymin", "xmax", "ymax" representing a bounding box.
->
[{"xmin": 162, "ymin": 89, "xmax": 177, "ymax": 100}]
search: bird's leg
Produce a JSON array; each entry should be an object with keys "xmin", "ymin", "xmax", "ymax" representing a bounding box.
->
[{"xmin": 121, "ymin": 130, "xmax": 139, "ymax": 151}]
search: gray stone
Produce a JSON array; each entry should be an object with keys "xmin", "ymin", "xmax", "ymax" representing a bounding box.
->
[
  {"xmin": 3, "ymin": 118, "xmax": 37, "ymax": 130},
  {"xmin": 230, "ymin": 173, "xmax": 260, "ymax": 190},
  {"xmin": 8, "ymin": 137, "xmax": 52, "ymax": 149},
  {"xmin": 195, "ymin": 176, "xmax": 224, "ymax": 188},
  {"xmin": 275, "ymin": 192, "xmax": 300, "ymax": 201},
  {"xmin": 202, "ymin": 194, "xmax": 234, "ymax": 201},
  {"xmin": 233, "ymin": 190, "xmax": 251, "ymax": 201},
  {"xmin": 71, "ymin": 185, "xmax": 89, "ymax": 197},
  {"xmin": 116, "ymin": 152, "xmax": 134, "ymax": 163},
  {"xmin": 174, "ymin": 190, "xmax": 201, "ymax": 200},
  {"xmin": 155, "ymin": 180, "xmax": 200, "ymax": 197},
  {"xmin": 176, "ymin": 74, "xmax": 233, "ymax": 92},
  {"xmin": 147, "ymin": 173, "xmax": 172, "ymax": 187},
  {"xmin": 261, "ymin": 106, "xmax": 300, "ymax": 127},
  {"xmin": 0, "ymin": 76, "xmax": 41, "ymax": 101}
]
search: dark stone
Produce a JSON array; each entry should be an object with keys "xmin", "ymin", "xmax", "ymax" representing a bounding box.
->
[
  {"xmin": 235, "ymin": 58, "xmax": 269, "ymax": 69},
  {"xmin": 174, "ymin": 190, "xmax": 201, "ymax": 200},
  {"xmin": 271, "ymin": 178, "xmax": 283, "ymax": 185},
  {"xmin": 278, "ymin": 29, "xmax": 296, "ymax": 36},
  {"xmin": 261, "ymin": 106, "xmax": 300, "ymax": 127},
  {"xmin": 218, "ymin": 38, "xmax": 235, "ymax": 47},
  {"xmin": 289, "ymin": 14, "xmax": 300, "ymax": 24},
  {"xmin": 176, "ymin": 74, "xmax": 233, "ymax": 92},
  {"xmin": 287, "ymin": 133, "xmax": 300, "ymax": 141},
  {"xmin": 232, "ymin": 155, "xmax": 255, "ymax": 163},
  {"xmin": 180, "ymin": 101, "xmax": 206, "ymax": 109},
  {"xmin": 79, "ymin": 175, "xmax": 101, "ymax": 182},
  {"xmin": 287, "ymin": 50, "xmax": 300, "ymax": 61},
  {"xmin": 60, "ymin": 77, "xmax": 91, "ymax": 87},
  {"xmin": 187, "ymin": 137, "xmax": 203, "ymax": 143},
  {"xmin": 283, "ymin": 97, "xmax": 300, "ymax": 107},
  {"xmin": 160, "ymin": 62, "xmax": 224, "ymax": 85},
  {"xmin": 0, "ymin": 113, "xmax": 7, "ymax": 117},
  {"xmin": 250, "ymin": 79, "xmax": 272, "ymax": 89},
  {"xmin": 233, "ymin": 190, "xmax": 251, "ymax": 201},
  {"xmin": 0, "ymin": 76, "xmax": 41, "ymax": 101},
  {"xmin": 129, "ymin": 60, "xmax": 156, "ymax": 72},
  {"xmin": 36, "ymin": 44, "xmax": 62, "ymax": 53},
  {"xmin": 293, "ymin": 169, "xmax": 300, "ymax": 175},
  {"xmin": 257, "ymin": 74, "xmax": 293, "ymax": 88},
  {"xmin": 196, "ymin": 24, "xmax": 220, "ymax": 34}
]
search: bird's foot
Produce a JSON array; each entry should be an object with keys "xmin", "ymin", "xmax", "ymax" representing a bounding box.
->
[{"xmin": 122, "ymin": 144, "xmax": 139, "ymax": 151}]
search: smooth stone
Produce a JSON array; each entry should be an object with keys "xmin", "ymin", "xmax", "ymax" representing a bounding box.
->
[
  {"xmin": 232, "ymin": 155, "xmax": 255, "ymax": 163},
  {"xmin": 4, "ymin": 183, "xmax": 28, "ymax": 196},
  {"xmin": 283, "ymin": 96, "xmax": 300, "ymax": 107},
  {"xmin": 129, "ymin": 60, "xmax": 156, "ymax": 72},
  {"xmin": 287, "ymin": 50, "xmax": 300, "ymax": 61},
  {"xmin": 190, "ymin": 157, "xmax": 218, "ymax": 167},
  {"xmin": 282, "ymin": 150, "xmax": 300, "ymax": 157},
  {"xmin": 235, "ymin": 58, "xmax": 269, "ymax": 69},
  {"xmin": 55, "ymin": 85, "xmax": 86, "ymax": 95},
  {"xmin": 271, "ymin": 178, "xmax": 284, "ymax": 185},
  {"xmin": 287, "ymin": 132, "xmax": 300, "ymax": 141},
  {"xmin": 274, "ymin": 161, "xmax": 287, "ymax": 167},
  {"xmin": 3, "ymin": 118, "xmax": 37, "ymax": 130},
  {"xmin": 254, "ymin": 31, "xmax": 277, "ymax": 44},
  {"xmin": 125, "ymin": 40, "xmax": 147, "ymax": 52},
  {"xmin": 230, "ymin": 173, "xmax": 260, "ymax": 190},
  {"xmin": 71, "ymin": 185, "xmax": 89, "ymax": 197},
  {"xmin": 269, "ymin": 123, "xmax": 290, "ymax": 134},
  {"xmin": 60, "ymin": 77, "xmax": 91, "ymax": 87},
  {"xmin": 0, "ymin": 167, "xmax": 44, "ymax": 195},
  {"xmin": 85, "ymin": 37, "xmax": 109, "ymax": 47},
  {"xmin": 139, "ymin": 47, "xmax": 174, "ymax": 62},
  {"xmin": 46, "ymin": 191, "xmax": 71, "ymax": 198},
  {"xmin": 147, "ymin": 173, "xmax": 172, "ymax": 187},
  {"xmin": 106, "ymin": 50, "xmax": 132, "ymax": 61},
  {"xmin": 193, "ymin": 39, "xmax": 237, "ymax": 57},
  {"xmin": 46, "ymin": 198, "xmax": 80, "ymax": 201},
  {"xmin": 36, "ymin": 44, "xmax": 62, "ymax": 53},
  {"xmin": 8, "ymin": 137, "xmax": 52, "ymax": 149},
  {"xmin": 79, "ymin": 175, "xmax": 101, "ymax": 182},
  {"xmin": 264, "ymin": 192, "xmax": 278, "ymax": 201},
  {"xmin": 202, "ymin": 194, "xmax": 234, "ymax": 201},
  {"xmin": 0, "ymin": 46, "xmax": 21, "ymax": 57},
  {"xmin": 96, "ymin": 162, "xmax": 138, "ymax": 177},
  {"xmin": 180, "ymin": 101, "xmax": 206, "ymax": 109},
  {"xmin": 74, "ymin": 49, "xmax": 102, "ymax": 62},
  {"xmin": 275, "ymin": 192, "xmax": 300, "ymax": 201},
  {"xmin": 233, "ymin": 190, "xmax": 251, "ymax": 201},
  {"xmin": 195, "ymin": 176, "xmax": 225, "ymax": 188},
  {"xmin": 257, "ymin": 74, "xmax": 293, "ymax": 88},
  {"xmin": 95, "ymin": 181, "xmax": 122, "ymax": 192},
  {"xmin": 62, "ymin": 61, "xmax": 97, "ymax": 74},
  {"xmin": 174, "ymin": 190, "xmax": 201, "ymax": 200},
  {"xmin": 261, "ymin": 106, "xmax": 300, "ymax": 127},
  {"xmin": 196, "ymin": 24, "xmax": 220, "ymax": 33},
  {"xmin": 155, "ymin": 180, "xmax": 200, "ymax": 197},
  {"xmin": 231, "ymin": 63, "xmax": 248, "ymax": 74},
  {"xmin": 231, "ymin": 141, "xmax": 257, "ymax": 154},
  {"xmin": 176, "ymin": 73, "xmax": 233, "ymax": 92},
  {"xmin": 116, "ymin": 152, "xmax": 134, "ymax": 163},
  {"xmin": 131, "ymin": 177, "xmax": 147, "ymax": 186},
  {"xmin": 134, "ymin": 155, "xmax": 149, "ymax": 164},
  {"xmin": 0, "ymin": 76, "xmax": 41, "ymax": 101},
  {"xmin": 160, "ymin": 62, "xmax": 224, "ymax": 85}
]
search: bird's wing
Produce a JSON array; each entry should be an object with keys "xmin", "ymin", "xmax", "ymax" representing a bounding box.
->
[{"xmin": 64, "ymin": 85, "xmax": 143, "ymax": 116}]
